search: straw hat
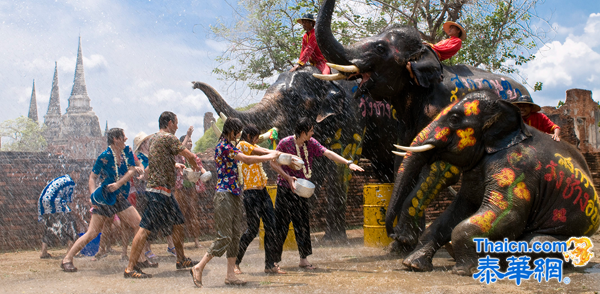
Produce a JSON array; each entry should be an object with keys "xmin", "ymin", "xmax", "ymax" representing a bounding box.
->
[
  {"xmin": 296, "ymin": 13, "xmax": 316, "ymax": 24},
  {"xmin": 443, "ymin": 21, "xmax": 467, "ymax": 41},
  {"xmin": 512, "ymin": 95, "xmax": 541, "ymax": 113},
  {"xmin": 133, "ymin": 132, "xmax": 151, "ymax": 153}
]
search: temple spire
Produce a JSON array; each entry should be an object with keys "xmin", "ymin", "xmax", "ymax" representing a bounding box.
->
[
  {"xmin": 44, "ymin": 62, "xmax": 62, "ymax": 141},
  {"xmin": 66, "ymin": 36, "xmax": 92, "ymax": 114},
  {"xmin": 104, "ymin": 121, "xmax": 108, "ymax": 136},
  {"xmin": 28, "ymin": 79, "xmax": 38, "ymax": 122}
]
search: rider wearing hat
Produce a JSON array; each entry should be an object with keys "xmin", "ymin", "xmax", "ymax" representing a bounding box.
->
[
  {"xmin": 290, "ymin": 13, "xmax": 331, "ymax": 75},
  {"xmin": 428, "ymin": 21, "xmax": 467, "ymax": 61},
  {"xmin": 512, "ymin": 95, "xmax": 561, "ymax": 141}
]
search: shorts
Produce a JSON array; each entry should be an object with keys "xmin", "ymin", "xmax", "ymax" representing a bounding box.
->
[
  {"xmin": 42, "ymin": 212, "xmax": 78, "ymax": 246},
  {"xmin": 91, "ymin": 194, "xmax": 132, "ymax": 217},
  {"xmin": 139, "ymin": 191, "xmax": 185, "ymax": 237}
]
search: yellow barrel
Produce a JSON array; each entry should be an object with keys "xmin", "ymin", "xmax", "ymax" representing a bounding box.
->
[
  {"xmin": 363, "ymin": 184, "xmax": 395, "ymax": 247},
  {"xmin": 258, "ymin": 185, "xmax": 297, "ymax": 251}
]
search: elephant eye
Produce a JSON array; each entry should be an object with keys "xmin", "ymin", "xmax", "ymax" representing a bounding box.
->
[
  {"xmin": 448, "ymin": 114, "xmax": 460, "ymax": 126},
  {"xmin": 375, "ymin": 44, "xmax": 386, "ymax": 54}
]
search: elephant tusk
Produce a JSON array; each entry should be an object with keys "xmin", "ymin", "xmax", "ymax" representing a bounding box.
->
[
  {"xmin": 313, "ymin": 73, "xmax": 346, "ymax": 81},
  {"xmin": 219, "ymin": 112, "xmax": 228, "ymax": 122},
  {"xmin": 393, "ymin": 144, "xmax": 435, "ymax": 152},
  {"xmin": 211, "ymin": 121, "xmax": 222, "ymax": 137},
  {"xmin": 326, "ymin": 63, "xmax": 359, "ymax": 73},
  {"xmin": 392, "ymin": 151, "xmax": 406, "ymax": 157}
]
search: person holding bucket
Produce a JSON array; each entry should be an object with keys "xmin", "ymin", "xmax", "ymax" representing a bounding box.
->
[
  {"xmin": 61, "ymin": 128, "xmax": 147, "ymax": 272},
  {"xmin": 269, "ymin": 117, "xmax": 364, "ymax": 270}
]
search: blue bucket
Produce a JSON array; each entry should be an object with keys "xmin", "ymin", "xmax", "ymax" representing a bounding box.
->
[{"xmin": 78, "ymin": 232, "xmax": 102, "ymax": 256}]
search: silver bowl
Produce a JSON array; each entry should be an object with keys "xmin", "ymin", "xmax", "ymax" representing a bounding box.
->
[
  {"xmin": 184, "ymin": 168, "xmax": 202, "ymax": 182},
  {"xmin": 295, "ymin": 178, "xmax": 315, "ymax": 198},
  {"xmin": 277, "ymin": 153, "xmax": 292, "ymax": 165},
  {"xmin": 200, "ymin": 171, "xmax": 212, "ymax": 183}
]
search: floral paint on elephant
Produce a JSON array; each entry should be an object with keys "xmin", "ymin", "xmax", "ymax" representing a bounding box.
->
[
  {"xmin": 434, "ymin": 127, "xmax": 450, "ymax": 142},
  {"xmin": 492, "ymin": 168, "xmax": 515, "ymax": 187},
  {"xmin": 449, "ymin": 74, "xmax": 523, "ymax": 101},
  {"xmin": 489, "ymin": 191, "xmax": 508, "ymax": 210},
  {"xmin": 469, "ymin": 210, "xmax": 497, "ymax": 233},
  {"xmin": 507, "ymin": 145, "xmax": 541, "ymax": 171},
  {"xmin": 326, "ymin": 127, "xmax": 366, "ymax": 190},
  {"xmin": 463, "ymin": 100, "xmax": 480, "ymax": 116},
  {"xmin": 543, "ymin": 153, "xmax": 600, "ymax": 234},
  {"xmin": 407, "ymin": 161, "xmax": 460, "ymax": 224},
  {"xmin": 552, "ymin": 208, "xmax": 567, "ymax": 223},
  {"xmin": 456, "ymin": 128, "xmax": 476, "ymax": 150}
]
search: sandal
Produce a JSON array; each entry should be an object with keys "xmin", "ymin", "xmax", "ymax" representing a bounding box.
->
[
  {"xmin": 299, "ymin": 264, "xmax": 317, "ymax": 270},
  {"xmin": 144, "ymin": 250, "xmax": 156, "ymax": 259},
  {"xmin": 124, "ymin": 268, "xmax": 152, "ymax": 279},
  {"xmin": 94, "ymin": 252, "xmax": 108, "ymax": 260},
  {"xmin": 190, "ymin": 268, "xmax": 202, "ymax": 288},
  {"xmin": 264, "ymin": 266, "xmax": 287, "ymax": 274},
  {"xmin": 60, "ymin": 261, "xmax": 77, "ymax": 272},
  {"xmin": 176, "ymin": 257, "xmax": 198, "ymax": 270},
  {"xmin": 40, "ymin": 253, "xmax": 52, "ymax": 259},
  {"xmin": 136, "ymin": 260, "xmax": 159, "ymax": 268},
  {"xmin": 224, "ymin": 278, "xmax": 247, "ymax": 286}
]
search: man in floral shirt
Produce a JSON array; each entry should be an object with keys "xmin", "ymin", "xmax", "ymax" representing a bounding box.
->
[
  {"xmin": 269, "ymin": 117, "xmax": 363, "ymax": 270},
  {"xmin": 125, "ymin": 111, "xmax": 200, "ymax": 279}
]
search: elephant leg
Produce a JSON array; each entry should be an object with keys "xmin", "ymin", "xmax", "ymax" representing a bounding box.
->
[
  {"xmin": 402, "ymin": 185, "xmax": 480, "ymax": 272},
  {"xmin": 391, "ymin": 161, "xmax": 461, "ymax": 246},
  {"xmin": 450, "ymin": 205, "xmax": 527, "ymax": 276}
]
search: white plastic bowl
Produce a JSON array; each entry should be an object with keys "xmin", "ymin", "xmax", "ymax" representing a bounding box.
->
[
  {"xmin": 200, "ymin": 171, "xmax": 212, "ymax": 183},
  {"xmin": 184, "ymin": 168, "xmax": 202, "ymax": 182},
  {"xmin": 277, "ymin": 154, "xmax": 292, "ymax": 165},
  {"xmin": 295, "ymin": 178, "xmax": 315, "ymax": 198},
  {"xmin": 290, "ymin": 157, "xmax": 304, "ymax": 171}
]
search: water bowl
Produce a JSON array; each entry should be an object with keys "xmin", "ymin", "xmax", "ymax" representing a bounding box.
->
[{"xmin": 295, "ymin": 178, "xmax": 315, "ymax": 198}]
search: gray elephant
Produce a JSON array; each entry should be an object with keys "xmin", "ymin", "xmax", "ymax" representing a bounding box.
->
[
  {"xmin": 391, "ymin": 90, "xmax": 599, "ymax": 275},
  {"xmin": 193, "ymin": 66, "xmax": 400, "ymax": 240}
]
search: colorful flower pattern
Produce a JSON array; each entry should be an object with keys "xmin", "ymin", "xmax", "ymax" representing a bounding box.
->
[
  {"xmin": 492, "ymin": 168, "xmax": 515, "ymax": 187},
  {"xmin": 464, "ymin": 100, "xmax": 480, "ymax": 116},
  {"xmin": 513, "ymin": 182, "xmax": 531, "ymax": 201},
  {"xmin": 434, "ymin": 126, "xmax": 450, "ymax": 142},
  {"xmin": 215, "ymin": 138, "xmax": 241, "ymax": 195},
  {"xmin": 470, "ymin": 210, "xmax": 497, "ymax": 233},
  {"xmin": 553, "ymin": 208, "xmax": 567, "ymax": 223},
  {"xmin": 456, "ymin": 128, "xmax": 476, "ymax": 150},
  {"xmin": 489, "ymin": 191, "xmax": 508, "ymax": 210}
]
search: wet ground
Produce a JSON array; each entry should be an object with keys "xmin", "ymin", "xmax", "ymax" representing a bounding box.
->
[{"xmin": 1, "ymin": 229, "xmax": 599, "ymax": 293}]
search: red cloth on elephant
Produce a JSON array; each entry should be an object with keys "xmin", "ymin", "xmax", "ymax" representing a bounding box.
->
[
  {"xmin": 298, "ymin": 28, "xmax": 330, "ymax": 74},
  {"xmin": 523, "ymin": 112, "xmax": 560, "ymax": 134},
  {"xmin": 431, "ymin": 36, "xmax": 462, "ymax": 61}
]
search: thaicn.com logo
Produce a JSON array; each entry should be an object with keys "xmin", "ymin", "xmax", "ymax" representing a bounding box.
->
[{"xmin": 472, "ymin": 237, "xmax": 594, "ymax": 285}]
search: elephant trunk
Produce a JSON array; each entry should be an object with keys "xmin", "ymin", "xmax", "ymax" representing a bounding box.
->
[
  {"xmin": 192, "ymin": 81, "xmax": 281, "ymax": 131},
  {"xmin": 385, "ymin": 150, "xmax": 430, "ymax": 237},
  {"xmin": 316, "ymin": 0, "xmax": 353, "ymax": 65}
]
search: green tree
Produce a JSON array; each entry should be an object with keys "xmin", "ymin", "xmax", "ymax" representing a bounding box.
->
[
  {"xmin": 0, "ymin": 116, "xmax": 47, "ymax": 152},
  {"xmin": 210, "ymin": 0, "xmax": 548, "ymax": 89}
]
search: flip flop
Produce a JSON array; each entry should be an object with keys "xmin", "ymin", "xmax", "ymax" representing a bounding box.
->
[
  {"xmin": 144, "ymin": 250, "xmax": 156, "ymax": 259},
  {"xmin": 60, "ymin": 261, "xmax": 77, "ymax": 272},
  {"xmin": 190, "ymin": 268, "xmax": 202, "ymax": 288},
  {"xmin": 224, "ymin": 278, "xmax": 247, "ymax": 286},
  {"xmin": 299, "ymin": 264, "xmax": 317, "ymax": 270}
]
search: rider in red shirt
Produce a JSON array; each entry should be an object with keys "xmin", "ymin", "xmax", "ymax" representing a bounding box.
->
[
  {"xmin": 512, "ymin": 95, "xmax": 561, "ymax": 141},
  {"xmin": 290, "ymin": 13, "xmax": 331, "ymax": 75},
  {"xmin": 428, "ymin": 21, "xmax": 466, "ymax": 61}
]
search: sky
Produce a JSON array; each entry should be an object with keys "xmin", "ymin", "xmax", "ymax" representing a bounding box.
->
[{"xmin": 1, "ymin": 0, "xmax": 600, "ymax": 147}]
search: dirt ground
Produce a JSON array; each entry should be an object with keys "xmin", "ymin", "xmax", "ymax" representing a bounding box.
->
[{"xmin": 1, "ymin": 229, "xmax": 599, "ymax": 294}]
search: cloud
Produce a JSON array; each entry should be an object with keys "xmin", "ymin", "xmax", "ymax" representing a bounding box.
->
[{"xmin": 520, "ymin": 13, "xmax": 600, "ymax": 105}]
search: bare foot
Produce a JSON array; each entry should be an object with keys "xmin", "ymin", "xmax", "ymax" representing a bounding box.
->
[{"xmin": 233, "ymin": 264, "xmax": 242, "ymax": 274}]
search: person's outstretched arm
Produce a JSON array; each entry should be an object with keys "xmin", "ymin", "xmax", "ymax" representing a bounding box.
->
[{"xmin": 323, "ymin": 149, "xmax": 364, "ymax": 172}]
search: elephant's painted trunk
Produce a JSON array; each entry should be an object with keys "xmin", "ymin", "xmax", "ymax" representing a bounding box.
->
[{"xmin": 316, "ymin": 0, "xmax": 353, "ymax": 66}]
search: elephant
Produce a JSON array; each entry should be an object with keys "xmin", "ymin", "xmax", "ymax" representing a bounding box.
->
[
  {"xmin": 313, "ymin": 0, "xmax": 532, "ymax": 252},
  {"xmin": 390, "ymin": 90, "xmax": 600, "ymax": 275},
  {"xmin": 192, "ymin": 66, "xmax": 400, "ymax": 241}
]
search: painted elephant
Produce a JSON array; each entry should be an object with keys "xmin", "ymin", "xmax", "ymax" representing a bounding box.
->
[
  {"xmin": 314, "ymin": 0, "xmax": 532, "ymax": 251},
  {"xmin": 192, "ymin": 66, "xmax": 400, "ymax": 240},
  {"xmin": 391, "ymin": 90, "xmax": 600, "ymax": 275}
]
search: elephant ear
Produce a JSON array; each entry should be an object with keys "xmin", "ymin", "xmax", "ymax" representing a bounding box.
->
[
  {"xmin": 409, "ymin": 45, "xmax": 443, "ymax": 88},
  {"xmin": 482, "ymin": 99, "xmax": 532, "ymax": 154},
  {"xmin": 316, "ymin": 82, "xmax": 346, "ymax": 123}
]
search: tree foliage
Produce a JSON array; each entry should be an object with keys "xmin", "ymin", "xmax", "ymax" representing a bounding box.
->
[
  {"xmin": 0, "ymin": 116, "xmax": 47, "ymax": 152},
  {"xmin": 210, "ymin": 0, "xmax": 548, "ymax": 89}
]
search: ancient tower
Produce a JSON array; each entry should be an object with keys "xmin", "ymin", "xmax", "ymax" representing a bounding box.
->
[
  {"xmin": 43, "ymin": 62, "xmax": 62, "ymax": 142},
  {"xmin": 28, "ymin": 80, "xmax": 38, "ymax": 122},
  {"xmin": 58, "ymin": 36, "xmax": 102, "ymax": 140}
]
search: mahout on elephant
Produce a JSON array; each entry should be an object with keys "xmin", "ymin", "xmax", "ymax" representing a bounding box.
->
[
  {"xmin": 391, "ymin": 90, "xmax": 599, "ymax": 275},
  {"xmin": 313, "ymin": 0, "xmax": 532, "ymax": 251},
  {"xmin": 193, "ymin": 66, "xmax": 399, "ymax": 241}
]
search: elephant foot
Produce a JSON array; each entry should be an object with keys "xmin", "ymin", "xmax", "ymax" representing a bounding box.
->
[
  {"xmin": 402, "ymin": 248, "xmax": 434, "ymax": 272},
  {"xmin": 452, "ymin": 263, "xmax": 478, "ymax": 276},
  {"xmin": 389, "ymin": 241, "xmax": 416, "ymax": 257}
]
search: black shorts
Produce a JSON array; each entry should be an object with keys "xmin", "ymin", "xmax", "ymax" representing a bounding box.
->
[
  {"xmin": 42, "ymin": 212, "xmax": 78, "ymax": 246},
  {"xmin": 139, "ymin": 191, "xmax": 185, "ymax": 237},
  {"xmin": 92, "ymin": 194, "xmax": 131, "ymax": 217}
]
